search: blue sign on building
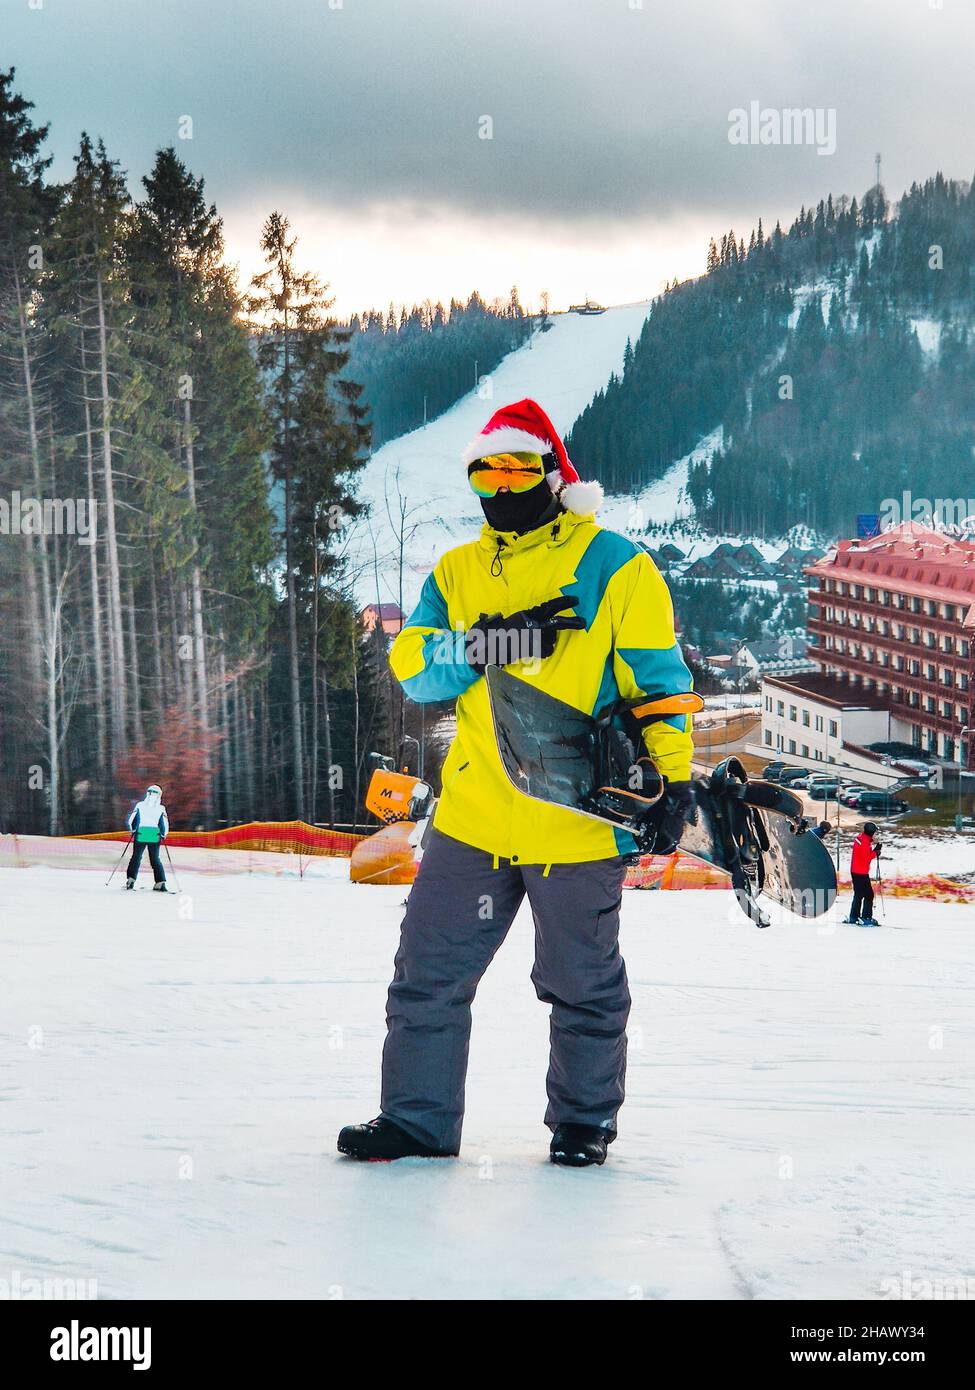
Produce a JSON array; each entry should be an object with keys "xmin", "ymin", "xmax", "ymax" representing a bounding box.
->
[{"xmin": 856, "ymin": 513, "xmax": 880, "ymax": 538}]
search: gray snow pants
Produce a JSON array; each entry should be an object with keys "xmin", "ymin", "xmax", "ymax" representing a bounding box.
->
[{"xmin": 380, "ymin": 828, "xmax": 630, "ymax": 1152}]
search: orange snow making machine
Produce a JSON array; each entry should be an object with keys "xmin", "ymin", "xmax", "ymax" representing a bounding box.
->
[{"xmin": 349, "ymin": 763, "xmax": 433, "ymax": 886}]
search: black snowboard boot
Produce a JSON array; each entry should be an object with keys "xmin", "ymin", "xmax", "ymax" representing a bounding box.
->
[
  {"xmin": 125, "ymin": 878, "xmax": 135, "ymax": 890},
  {"xmin": 337, "ymin": 1117, "xmax": 457, "ymax": 1162},
  {"xmin": 550, "ymin": 1123, "xmax": 615, "ymax": 1168},
  {"xmin": 152, "ymin": 882, "xmax": 169, "ymax": 893}
]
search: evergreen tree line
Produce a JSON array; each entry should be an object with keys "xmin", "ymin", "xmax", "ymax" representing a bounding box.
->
[
  {"xmin": 569, "ymin": 173, "xmax": 975, "ymax": 536},
  {"xmin": 668, "ymin": 578, "xmax": 806, "ymax": 654},
  {"xmin": 0, "ymin": 70, "xmax": 386, "ymax": 835},
  {"xmin": 347, "ymin": 288, "xmax": 531, "ymax": 448}
]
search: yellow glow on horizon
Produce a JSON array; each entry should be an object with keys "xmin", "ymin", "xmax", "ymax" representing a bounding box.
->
[{"xmin": 221, "ymin": 200, "xmax": 713, "ymax": 320}]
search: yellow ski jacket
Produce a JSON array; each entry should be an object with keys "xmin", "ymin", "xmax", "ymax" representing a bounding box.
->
[{"xmin": 389, "ymin": 509, "xmax": 694, "ymax": 864}]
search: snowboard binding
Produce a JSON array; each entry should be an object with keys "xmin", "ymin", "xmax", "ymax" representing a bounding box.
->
[
  {"xmin": 702, "ymin": 757, "xmax": 772, "ymax": 926},
  {"xmin": 582, "ymin": 690, "xmax": 703, "ymax": 833}
]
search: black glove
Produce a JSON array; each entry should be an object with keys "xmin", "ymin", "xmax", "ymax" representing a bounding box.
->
[
  {"xmin": 465, "ymin": 595, "xmax": 584, "ymax": 673},
  {"xmin": 635, "ymin": 779, "xmax": 694, "ymax": 855}
]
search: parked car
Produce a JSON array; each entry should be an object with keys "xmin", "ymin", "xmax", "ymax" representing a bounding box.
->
[
  {"xmin": 762, "ymin": 762, "xmax": 786, "ymax": 781},
  {"xmin": 854, "ymin": 791, "xmax": 910, "ymax": 816},
  {"xmin": 808, "ymin": 781, "xmax": 843, "ymax": 801},
  {"xmin": 808, "ymin": 774, "xmax": 846, "ymax": 788},
  {"xmin": 778, "ymin": 767, "xmax": 811, "ymax": 785},
  {"xmin": 839, "ymin": 785, "xmax": 870, "ymax": 808}
]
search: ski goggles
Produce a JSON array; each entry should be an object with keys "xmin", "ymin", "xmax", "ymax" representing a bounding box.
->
[{"xmin": 467, "ymin": 451, "xmax": 546, "ymax": 499}]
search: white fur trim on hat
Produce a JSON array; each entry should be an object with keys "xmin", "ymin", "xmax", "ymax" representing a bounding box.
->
[
  {"xmin": 461, "ymin": 426, "xmax": 553, "ymax": 465},
  {"xmin": 557, "ymin": 478, "xmax": 604, "ymax": 514}
]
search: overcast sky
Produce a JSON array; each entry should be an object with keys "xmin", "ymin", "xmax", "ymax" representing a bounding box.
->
[{"xmin": 7, "ymin": 0, "xmax": 975, "ymax": 313}]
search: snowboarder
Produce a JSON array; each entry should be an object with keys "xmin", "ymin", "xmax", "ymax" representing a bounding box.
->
[
  {"xmin": 845, "ymin": 821, "xmax": 882, "ymax": 924},
  {"xmin": 125, "ymin": 784, "xmax": 170, "ymax": 892},
  {"xmin": 811, "ymin": 820, "xmax": 831, "ymax": 840},
  {"xmin": 338, "ymin": 398, "xmax": 695, "ymax": 1166}
]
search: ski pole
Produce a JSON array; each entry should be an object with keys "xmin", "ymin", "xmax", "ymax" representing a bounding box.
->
[
  {"xmin": 106, "ymin": 835, "xmax": 133, "ymax": 887},
  {"xmin": 874, "ymin": 862, "xmax": 886, "ymax": 920},
  {"xmin": 163, "ymin": 841, "xmax": 181, "ymax": 893}
]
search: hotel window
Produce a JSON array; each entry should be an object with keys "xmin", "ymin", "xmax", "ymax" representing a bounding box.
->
[
  {"xmin": 777, "ymin": 701, "xmax": 785, "ymax": 717},
  {"xmin": 943, "ymin": 702, "xmax": 953, "ymax": 718},
  {"xmin": 789, "ymin": 705, "xmax": 798, "ymax": 721},
  {"xmin": 801, "ymin": 744, "xmax": 809, "ymax": 757},
  {"xmin": 802, "ymin": 710, "xmax": 810, "ymax": 727},
  {"xmin": 787, "ymin": 739, "xmax": 796, "ymax": 754},
  {"xmin": 764, "ymin": 730, "xmax": 772, "ymax": 746},
  {"xmin": 926, "ymin": 697, "xmax": 936, "ymax": 713},
  {"xmin": 944, "ymin": 604, "xmax": 956, "ymax": 621},
  {"xmin": 814, "ymin": 715, "xmax": 823, "ymax": 732},
  {"xmin": 926, "ymin": 664, "xmax": 936, "ymax": 680},
  {"xmin": 829, "ymin": 720, "xmax": 838, "ymax": 737}
]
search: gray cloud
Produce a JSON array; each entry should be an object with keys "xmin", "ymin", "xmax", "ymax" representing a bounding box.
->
[{"xmin": 8, "ymin": 0, "xmax": 975, "ymax": 234}]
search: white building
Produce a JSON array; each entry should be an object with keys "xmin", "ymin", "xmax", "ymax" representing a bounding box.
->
[{"xmin": 755, "ymin": 672, "xmax": 916, "ymax": 785}]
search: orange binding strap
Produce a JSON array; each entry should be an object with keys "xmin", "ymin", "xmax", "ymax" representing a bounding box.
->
[{"xmin": 629, "ymin": 691, "xmax": 705, "ymax": 720}]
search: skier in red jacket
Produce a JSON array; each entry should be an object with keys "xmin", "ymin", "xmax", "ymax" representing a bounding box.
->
[{"xmin": 846, "ymin": 822, "xmax": 882, "ymax": 924}]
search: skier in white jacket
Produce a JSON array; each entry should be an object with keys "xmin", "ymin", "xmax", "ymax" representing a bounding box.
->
[{"xmin": 125, "ymin": 784, "xmax": 170, "ymax": 891}]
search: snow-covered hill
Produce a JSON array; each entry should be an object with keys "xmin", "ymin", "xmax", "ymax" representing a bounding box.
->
[
  {"xmin": 3, "ymin": 861, "xmax": 972, "ymax": 1300},
  {"xmin": 349, "ymin": 303, "xmax": 652, "ymax": 611}
]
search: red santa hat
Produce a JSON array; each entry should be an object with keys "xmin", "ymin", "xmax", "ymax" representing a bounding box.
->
[{"xmin": 461, "ymin": 398, "xmax": 603, "ymax": 515}]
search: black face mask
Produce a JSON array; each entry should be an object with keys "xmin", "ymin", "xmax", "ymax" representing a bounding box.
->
[{"xmin": 481, "ymin": 478, "xmax": 561, "ymax": 534}]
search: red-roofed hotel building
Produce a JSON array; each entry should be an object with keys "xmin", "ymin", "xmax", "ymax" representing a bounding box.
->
[{"xmin": 760, "ymin": 523, "xmax": 973, "ymax": 773}]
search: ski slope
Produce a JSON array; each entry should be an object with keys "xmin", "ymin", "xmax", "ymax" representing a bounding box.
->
[
  {"xmin": 3, "ymin": 861, "xmax": 973, "ymax": 1301},
  {"xmin": 350, "ymin": 303, "xmax": 652, "ymax": 612}
]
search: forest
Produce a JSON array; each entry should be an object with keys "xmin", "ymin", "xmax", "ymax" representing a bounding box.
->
[
  {"xmin": 0, "ymin": 70, "xmax": 386, "ymax": 835},
  {"xmin": 569, "ymin": 175, "xmax": 975, "ymax": 537}
]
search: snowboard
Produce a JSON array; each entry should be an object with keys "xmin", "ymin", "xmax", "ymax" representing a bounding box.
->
[{"xmin": 486, "ymin": 666, "xmax": 836, "ymax": 927}]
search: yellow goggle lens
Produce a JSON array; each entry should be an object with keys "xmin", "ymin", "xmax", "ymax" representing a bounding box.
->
[{"xmin": 468, "ymin": 451, "xmax": 545, "ymax": 498}]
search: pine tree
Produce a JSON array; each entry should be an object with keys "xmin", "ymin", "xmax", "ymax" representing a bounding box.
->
[{"xmin": 248, "ymin": 212, "xmax": 370, "ymax": 820}]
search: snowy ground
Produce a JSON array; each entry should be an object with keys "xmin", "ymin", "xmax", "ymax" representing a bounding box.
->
[{"xmin": 3, "ymin": 860, "xmax": 973, "ymax": 1301}]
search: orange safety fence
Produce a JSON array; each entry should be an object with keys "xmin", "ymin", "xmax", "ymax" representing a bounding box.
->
[
  {"xmin": 0, "ymin": 822, "xmax": 364, "ymax": 879},
  {"xmin": 627, "ymin": 856, "xmax": 974, "ymax": 903},
  {"xmin": 837, "ymin": 873, "xmax": 975, "ymax": 904},
  {"xmin": 625, "ymin": 852, "xmax": 730, "ymax": 891},
  {"xmin": 76, "ymin": 820, "xmax": 362, "ymax": 856},
  {"xmin": 4, "ymin": 830, "xmax": 972, "ymax": 903}
]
